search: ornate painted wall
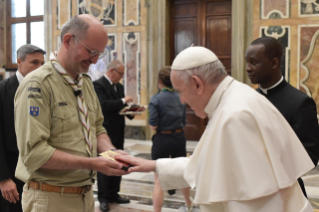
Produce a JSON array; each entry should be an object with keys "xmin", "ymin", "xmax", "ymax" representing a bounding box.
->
[
  {"xmin": 51, "ymin": 0, "xmax": 147, "ymax": 139},
  {"xmin": 253, "ymin": 0, "xmax": 319, "ymax": 114}
]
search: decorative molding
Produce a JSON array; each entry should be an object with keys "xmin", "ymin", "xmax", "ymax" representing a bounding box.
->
[
  {"xmin": 123, "ymin": 0, "xmax": 141, "ymax": 26},
  {"xmin": 260, "ymin": 0, "xmax": 290, "ymax": 19},
  {"xmin": 78, "ymin": 0, "xmax": 117, "ymax": 27},
  {"xmin": 260, "ymin": 26, "xmax": 291, "ymax": 81},
  {"xmin": 297, "ymin": 24, "xmax": 319, "ymax": 93},
  {"xmin": 57, "ymin": 0, "xmax": 71, "ymax": 29},
  {"xmin": 299, "ymin": 0, "xmax": 319, "ymax": 17},
  {"xmin": 123, "ymin": 32, "xmax": 141, "ymax": 104},
  {"xmin": 299, "ymin": 26, "xmax": 319, "ymax": 96}
]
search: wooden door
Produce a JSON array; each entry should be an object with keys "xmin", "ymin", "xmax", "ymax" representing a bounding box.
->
[{"xmin": 171, "ymin": 0, "xmax": 232, "ymax": 141}]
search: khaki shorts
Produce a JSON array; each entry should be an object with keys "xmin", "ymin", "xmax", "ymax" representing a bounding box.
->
[{"xmin": 21, "ymin": 183, "xmax": 94, "ymax": 212}]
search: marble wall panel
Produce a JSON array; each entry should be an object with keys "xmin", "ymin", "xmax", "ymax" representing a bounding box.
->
[
  {"xmin": 298, "ymin": 26, "xmax": 319, "ymax": 94},
  {"xmin": 260, "ymin": 26, "xmax": 291, "ymax": 81},
  {"xmin": 123, "ymin": 32, "xmax": 141, "ymax": 104},
  {"xmin": 123, "ymin": 0, "xmax": 141, "ymax": 26},
  {"xmin": 300, "ymin": 31, "xmax": 319, "ymax": 112},
  {"xmin": 0, "ymin": 0, "xmax": 4, "ymax": 68},
  {"xmin": 299, "ymin": 0, "xmax": 319, "ymax": 17},
  {"xmin": 261, "ymin": 0, "xmax": 290, "ymax": 19},
  {"xmin": 88, "ymin": 33, "xmax": 117, "ymax": 81},
  {"xmin": 57, "ymin": 0, "xmax": 72, "ymax": 29},
  {"xmin": 78, "ymin": 0, "xmax": 117, "ymax": 27}
]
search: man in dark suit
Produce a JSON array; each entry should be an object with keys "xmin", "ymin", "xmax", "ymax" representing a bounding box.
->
[
  {"xmin": 93, "ymin": 59, "xmax": 133, "ymax": 212},
  {"xmin": 0, "ymin": 44, "xmax": 45, "ymax": 212},
  {"xmin": 245, "ymin": 36, "xmax": 319, "ymax": 198}
]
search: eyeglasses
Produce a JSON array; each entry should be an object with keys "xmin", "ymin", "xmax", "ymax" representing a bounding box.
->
[
  {"xmin": 113, "ymin": 69, "xmax": 124, "ymax": 76},
  {"xmin": 72, "ymin": 35, "xmax": 106, "ymax": 59}
]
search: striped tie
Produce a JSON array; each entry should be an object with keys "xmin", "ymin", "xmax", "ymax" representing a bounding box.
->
[{"xmin": 50, "ymin": 53, "xmax": 93, "ymax": 156}]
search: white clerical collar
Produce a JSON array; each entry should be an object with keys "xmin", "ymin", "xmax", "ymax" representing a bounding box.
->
[
  {"xmin": 16, "ymin": 71, "xmax": 24, "ymax": 84},
  {"xmin": 259, "ymin": 76, "xmax": 283, "ymax": 95},
  {"xmin": 204, "ymin": 76, "xmax": 234, "ymax": 119},
  {"xmin": 104, "ymin": 74, "xmax": 113, "ymax": 85}
]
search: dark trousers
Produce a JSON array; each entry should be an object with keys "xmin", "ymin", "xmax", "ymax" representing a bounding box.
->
[
  {"xmin": 97, "ymin": 125, "xmax": 124, "ymax": 203},
  {"xmin": 0, "ymin": 167, "xmax": 24, "ymax": 212}
]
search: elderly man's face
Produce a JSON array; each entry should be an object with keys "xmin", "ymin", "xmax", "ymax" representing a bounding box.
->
[
  {"xmin": 17, "ymin": 52, "xmax": 45, "ymax": 76},
  {"xmin": 111, "ymin": 64, "xmax": 125, "ymax": 84},
  {"xmin": 171, "ymin": 70, "xmax": 207, "ymax": 118},
  {"xmin": 66, "ymin": 29, "xmax": 108, "ymax": 75}
]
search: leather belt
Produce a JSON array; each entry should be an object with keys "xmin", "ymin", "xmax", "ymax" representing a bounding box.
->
[
  {"xmin": 28, "ymin": 181, "xmax": 91, "ymax": 195},
  {"xmin": 159, "ymin": 128, "xmax": 182, "ymax": 134}
]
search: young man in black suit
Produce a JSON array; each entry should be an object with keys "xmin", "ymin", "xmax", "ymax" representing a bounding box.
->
[
  {"xmin": 0, "ymin": 44, "xmax": 45, "ymax": 212},
  {"xmin": 245, "ymin": 36, "xmax": 319, "ymax": 197},
  {"xmin": 93, "ymin": 59, "xmax": 133, "ymax": 212}
]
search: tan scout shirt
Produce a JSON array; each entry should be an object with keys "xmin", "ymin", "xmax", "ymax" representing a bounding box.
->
[{"xmin": 14, "ymin": 61, "xmax": 106, "ymax": 187}]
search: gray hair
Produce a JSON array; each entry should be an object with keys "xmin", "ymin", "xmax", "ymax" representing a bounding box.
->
[
  {"xmin": 173, "ymin": 60, "xmax": 227, "ymax": 85},
  {"xmin": 17, "ymin": 44, "xmax": 46, "ymax": 61},
  {"xmin": 60, "ymin": 15, "xmax": 90, "ymax": 41},
  {"xmin": 107, "ymin": 60, "xmax": 124, "ymax": 71}
]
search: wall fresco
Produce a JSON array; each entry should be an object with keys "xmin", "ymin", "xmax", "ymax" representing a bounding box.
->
[{"xmin": 78, "ymin": 0, "xmax": 117, "ymax": 27}]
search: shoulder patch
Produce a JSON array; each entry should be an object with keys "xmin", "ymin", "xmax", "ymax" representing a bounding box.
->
[
  {"xmin": 28, "ymin": 87, "xmax": 41, "ymax": 93},
  {"xmin": 30, "ymin": 107, "xmax": 40, "ymax": 116}
]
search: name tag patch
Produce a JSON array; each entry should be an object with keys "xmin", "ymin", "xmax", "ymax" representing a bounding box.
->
[
  {"xmin": 59, "ymin": 102, "xmax": 68, "ymax": 106},
  {"xmin": 30, "ymin": 107, "xmax": 40, "ymax": 116},
  {"xmin": 28, "ymin": 87, "xmax": 41, "ymax": 93},
  {"xmin": 28, "ymin": 94, "xmax": 42, "ymax": 99}
]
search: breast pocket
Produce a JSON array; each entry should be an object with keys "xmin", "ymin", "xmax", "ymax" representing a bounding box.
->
[{"xmin": 51, "ymin": 105, "xmax": 78, "ymax": 142}]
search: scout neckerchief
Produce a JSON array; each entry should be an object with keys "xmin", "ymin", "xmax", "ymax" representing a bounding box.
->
[
  {"xmin": 161, "ymin": 87, "xmax": 174, "ymax": 92},
  {"xmin": 50, "ymin": 52, "xmax": 93, "ymax": 156}
]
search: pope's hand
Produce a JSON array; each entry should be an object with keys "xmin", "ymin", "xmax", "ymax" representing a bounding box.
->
[
  {"xmin": 92, "ymin": 157, "xmax": 128, "ymax": 176},
  {"xmin": 0, "ymin": 179, "xmax": 19, "ymax": 203},
  {"xmin": 115, "ymin": 155, "xmax": 156, "ymax": 173}
]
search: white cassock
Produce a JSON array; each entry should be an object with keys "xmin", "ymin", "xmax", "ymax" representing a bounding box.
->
[{"xmin": 156, "ymin": 76, "xmax": 315, "ymax": 212}]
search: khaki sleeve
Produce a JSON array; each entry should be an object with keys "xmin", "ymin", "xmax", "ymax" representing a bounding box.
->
[
  {"xmin": 15, "ymin": 81, "xmax": 56, "ymax": 172},
  {"xmin": 95, "ymin": 92, "xmax": 107, "ymax": 136}
]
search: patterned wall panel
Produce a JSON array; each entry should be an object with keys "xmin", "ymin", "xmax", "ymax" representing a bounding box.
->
[
  {"xmin": 123, "ymin": 0, "xmax": 141, "ymax": 26},
  {"xmin": 78, "ymin": 0, "xmax": 117, "ymax": 27},
  {"xmin": 123, "ymin": 32, "xmax": 141, "ymax": 104},
  {"xmin": 298, "ymin": 26, "xmax": 319, "ymax": 111},
  {"xmin": 57, "ymin": 0, "xmax": 72, "ymax": 29},
  {"xmin": 260, "ymin": 26, "xmax": 291, "ymax": 81},
  {"xmin": 260, "ymin": 0, "xmax": 290, "ymax": 19},
  {"xmin": 0, "ymin": 0, "xmax": 4, "ymax": 68},
  {"xmin": 299, "ymin": 0, "xmax": 319, "ymax": 17},
  {"xmin": 88, "ymin": 33, "xmax": 117, "ymax": 81},
  {"xmin": 298, "ymin": 25, "xmax": 319, "ymax": 95}
]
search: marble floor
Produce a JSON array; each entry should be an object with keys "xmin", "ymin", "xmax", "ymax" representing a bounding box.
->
[{"xmin": 94, "ymin": 139, "xmax": 319, "ymax": 212}]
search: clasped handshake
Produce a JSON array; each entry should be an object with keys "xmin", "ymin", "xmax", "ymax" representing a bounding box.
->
[{"xmin": 99, "ymin": 150, "xmax": 156, "ymax": 175}]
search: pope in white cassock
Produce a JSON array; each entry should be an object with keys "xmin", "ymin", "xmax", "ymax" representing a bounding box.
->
[{"xmin": 116, "ymin": 46, "xmax": 315, "ymax": 212}]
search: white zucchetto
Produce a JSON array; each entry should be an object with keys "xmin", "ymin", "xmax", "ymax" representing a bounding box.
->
[{"xmin": 171, "ymin": 46, "xmax": 218, "ymax": 70}]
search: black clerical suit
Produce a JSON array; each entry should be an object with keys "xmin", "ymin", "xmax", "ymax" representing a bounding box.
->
[
  {"xmin": 257, "ymin": 79, "xmax": 319, "ymax": 198},
  {"xmin": 0, "ymin": 75, "xmax": 24, "ymax": 212},
  {"xmin": 93, "ymin": 76, "xmax": 133, "ymax": 203}
]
